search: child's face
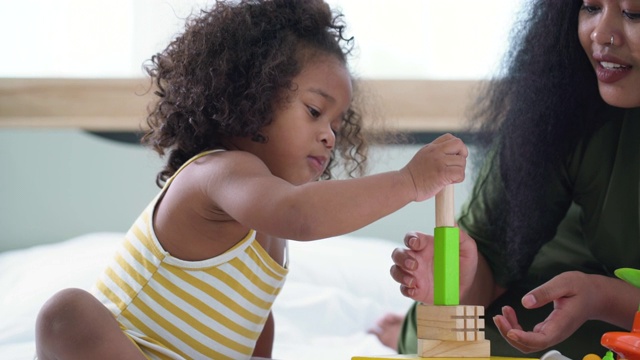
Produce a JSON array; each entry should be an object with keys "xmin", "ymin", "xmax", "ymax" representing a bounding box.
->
[{"xmin": 246, "ymin": 55, "xmax": 352, "ymax": 185}]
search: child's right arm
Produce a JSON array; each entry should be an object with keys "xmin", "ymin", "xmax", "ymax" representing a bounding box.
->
[{"xmin": 203, "ymin": 133, "xmax": 467, "ymax": 240}]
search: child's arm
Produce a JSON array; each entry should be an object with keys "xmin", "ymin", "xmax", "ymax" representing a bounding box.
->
[
  {"xmin": 204, "ymin": 134, "xmax": 467, "ymax": 240},
  {"xmin": 252, "ymin": 311, "xmax": 274, "ymax": 358}
]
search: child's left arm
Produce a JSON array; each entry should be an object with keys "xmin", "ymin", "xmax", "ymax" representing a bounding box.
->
[{"xmin": 207, "ymin": 134, "xmax": 466, "ymax": 241}]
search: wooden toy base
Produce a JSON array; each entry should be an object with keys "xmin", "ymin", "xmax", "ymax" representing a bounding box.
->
[
  {"xmin": 418, "ymin": 339, "xmax": 490, "ymax": 357},
  {"xmin": 351, "ymin": 356, "xmax": 536, "ymax": 360}
]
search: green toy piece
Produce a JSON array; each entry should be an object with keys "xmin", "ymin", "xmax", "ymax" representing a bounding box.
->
[
  {"xmin": 433, "ymin": 226, "xmax": 459, "ymax": 305},
  {"xmin": 602, "ymin": 350, "xmax": 615, "ymax": 360},
  {"xmin": 433, "ymin": 185, "xmax": 460, "ymax": 306},
  {"xmin": 615, "ymin": 268, "xmax": 640, "ymax": 288},
  {"xmin": 600, "ymin": 268, "xmax": 640, "ymax": 359}
]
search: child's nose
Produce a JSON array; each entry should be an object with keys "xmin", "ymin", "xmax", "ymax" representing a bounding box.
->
[{"xmin": 320, "ymin": 125, "xmax": 335, "ymax": 149}]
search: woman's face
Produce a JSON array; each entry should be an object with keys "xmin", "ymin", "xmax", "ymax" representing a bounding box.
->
[{"xmin": 578, "ymin": 0, "xmax": 640, "ymax": 108}]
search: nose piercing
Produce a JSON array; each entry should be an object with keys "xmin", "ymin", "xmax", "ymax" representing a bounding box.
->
[{"xmin": 610, "ymin": 35, "xmax": 614, "ymax": 45}]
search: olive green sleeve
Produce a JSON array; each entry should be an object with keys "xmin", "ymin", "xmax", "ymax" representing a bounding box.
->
[
  {"xmin": 457, "ymin": 144, "xmax": 575, "ymax": 287},
  {"xmin": 457, "ymin": 148, "xmax": 514, "ymax": 287}
]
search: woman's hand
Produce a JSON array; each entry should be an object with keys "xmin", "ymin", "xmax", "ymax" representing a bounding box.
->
[
  {"xmin": 493, "ymin": 271, "xmax": 633, "ymax": 353},
  {"xmin": 389, "ymin": 229, "xmax": 479, "ymax": 304}
]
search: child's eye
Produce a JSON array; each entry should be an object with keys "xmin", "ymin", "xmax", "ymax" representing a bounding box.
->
[{"xmin": 308, "ymin": 106, "xmax": 321, "ymax": 118}]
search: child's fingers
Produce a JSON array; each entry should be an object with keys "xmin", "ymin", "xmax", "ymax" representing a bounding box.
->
[
  {"xmin": 429, "ymin": 133, "xmax": 457, "ymax": 144},
  {"xmin": 440, "ymin": 137, "xmax": 468, "ymax": 157}
]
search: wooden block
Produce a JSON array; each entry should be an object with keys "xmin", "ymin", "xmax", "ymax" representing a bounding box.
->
[
  {"xmin": 351, "ymin": 355, "xmax": 428, "ymax": 359},
  {"xmin": 417, "ymin": 324, "xmax": 485, "ymax": 341},
  {"xmin": 417, "ymin": 305, "xmax": 485, "ymax": 341},
  {"xmin": 418, "ymin": 338, "xmax": 491, "ymax": 357},
  {"xmin": 417, "ymin": 304, "xmax": 484, "ymax": 321}
]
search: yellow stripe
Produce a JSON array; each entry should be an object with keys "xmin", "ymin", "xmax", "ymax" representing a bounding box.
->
[
  {"xmin": 115, "ymin": 252, "xmax": 147, "ymax": 287},
  {"xmin": 153, "ymin": 272, "xmax": 261, "ymax": 339},
  {"xmin": 245, "ymin": 244, "xmax": 287, "ymax": 279},
  {"xmin": 230, "ymin": 257, "xmax": 281, "ymax": 296},
  {"xmin": 163, "ymin": 264, "xmax": 270, "ymax": 315},
  {"xmin": 204, "ymin": 265, "xmax": 273, "ymax": 310},
  {"xmin": 128, "ymin": 300, "xmax": 244, "ymax": 359},
  {"xmin": 131, "ymin": 225, "xmax": 162, "ymax": 263},
  {"xmin": 105, "ymin": 267, "xmax": 137, "ymax": 301},
  {"xmin": 247, "ymin": 241, "xmax": 288, "ymax": 277},
  {"xmin": 123, "ymin": 236, "xmax": 157, "ymax": 275},
  {"xmin": 144, "ymin": 285, "xmax": 256, "ymax": 353},
  {"xmin": 118, "ymin": 325, "xmax": 153, "ymax": 360},
  {"xmin": 144, "ymin": 346, "xmax": 174, "ymax": 360},
  {"xmin": 122, "ymin": 308, "xmax": 191, "ymax": 359},
  {"xmin": 96, "ymin": 280, "xmax": 127, "ymax": 312},
  {"xmin": 140, "ymin": 211, "xmax": 169, "ymax": 261}
]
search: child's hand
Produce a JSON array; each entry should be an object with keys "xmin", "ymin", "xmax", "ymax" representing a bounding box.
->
[
  {"xmin": 492, "ymin": 271, "xmax": 599, "ymax": 353},
  {"xmin": 402, "ymin": 133, "xmax": 467, "ymax": 202}
]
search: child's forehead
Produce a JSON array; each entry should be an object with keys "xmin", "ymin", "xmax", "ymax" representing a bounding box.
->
[
  {"xmin": 298, "ymin": 53, "xmax": 348, "ymax": 77},
  {"xmin": 294, "ymin": 59, "xmax": 352, "ymax": 110}
]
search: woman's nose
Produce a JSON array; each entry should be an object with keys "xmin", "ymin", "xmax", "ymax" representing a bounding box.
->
[{"xmin": 590, "ymin": 9, "xmax": 621, "ymax": 46}]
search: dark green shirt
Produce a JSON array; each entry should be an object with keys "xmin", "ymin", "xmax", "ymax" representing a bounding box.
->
[
  {"xmin": 399, "ymin": 107, "xmax": 640, "ymax": 357},
  {"xmin": 465, "ymin": 107, "xmax": 640, "ymax": 288}
]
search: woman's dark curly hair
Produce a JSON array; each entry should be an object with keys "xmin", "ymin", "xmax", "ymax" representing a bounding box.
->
[
  {"xmin": 142, "ymin": 0, "xmax": 367, "ymax": 187},
  {"xmin": 467, "ymin": 0, "xmax": 621, "ymax": 276}
]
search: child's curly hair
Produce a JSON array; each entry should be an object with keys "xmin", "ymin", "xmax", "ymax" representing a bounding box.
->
[{"xmin": 142, "ymin": 0, "xmax": 368, "ymax": 187}]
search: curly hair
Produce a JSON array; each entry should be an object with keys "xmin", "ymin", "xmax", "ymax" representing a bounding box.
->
[
  {"xmin": 141, "ymin": 0, "xmax": 368, "ymax": 186},
  {"xmin": 466, "ymin": 0, "xmax": 621, "ymax": 276}
]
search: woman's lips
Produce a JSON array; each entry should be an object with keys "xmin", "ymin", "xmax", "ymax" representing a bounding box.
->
[
  {"xmin": 595, "ymin": 61, "xmax": 632, "ymax": 83},
  {"xmin": 593, "ymin": 53, "xmax": 633, "ymax": 84}
]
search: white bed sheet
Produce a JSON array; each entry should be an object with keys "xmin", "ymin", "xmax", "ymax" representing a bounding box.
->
[{"xmin": 0, "ymin": 232, "xmax": 412, "ymax": 359}]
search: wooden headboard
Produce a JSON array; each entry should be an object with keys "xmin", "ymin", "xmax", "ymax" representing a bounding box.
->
[{"xmin": 0, "ymin": 78, "xmax": 479, "ymax": 133}]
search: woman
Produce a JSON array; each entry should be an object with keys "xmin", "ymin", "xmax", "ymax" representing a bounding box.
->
[{"xmin": 386, "ymin": 0, "xmax": 640, "ymax": 357}]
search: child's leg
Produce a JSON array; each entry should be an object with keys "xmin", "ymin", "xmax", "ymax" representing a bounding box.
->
[{"xmin": 35, "ymin": 288, "xmax": 147, "ymax": 360}]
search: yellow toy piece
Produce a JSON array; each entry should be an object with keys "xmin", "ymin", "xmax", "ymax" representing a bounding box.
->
[{"xmin": 582, "ymin": 354, "xmax": 602, "ymax": 360}]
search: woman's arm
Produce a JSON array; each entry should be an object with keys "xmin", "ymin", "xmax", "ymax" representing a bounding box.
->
[{"xmin": 494, "ymin": 271, "xmax": 640, "ymax": 353}]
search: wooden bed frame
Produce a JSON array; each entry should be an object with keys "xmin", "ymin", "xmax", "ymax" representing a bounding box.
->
[{"xmin": 0, "ymin": 78, "xmax": 479, "ymax": 133}]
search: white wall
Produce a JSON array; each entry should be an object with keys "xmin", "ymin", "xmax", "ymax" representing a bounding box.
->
[{"xmin": 0, "ymin": 130, "xmax": 473, "ymax": 251}]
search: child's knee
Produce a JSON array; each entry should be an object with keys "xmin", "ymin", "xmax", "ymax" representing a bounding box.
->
[{"xmin": 36, "ymin": 288, "xmax": 97, "ymax": 341}]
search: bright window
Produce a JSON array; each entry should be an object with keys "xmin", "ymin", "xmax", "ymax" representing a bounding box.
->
[{"xmin": 1, "ymin": 0, "xmax": 522, "ymax": 79}]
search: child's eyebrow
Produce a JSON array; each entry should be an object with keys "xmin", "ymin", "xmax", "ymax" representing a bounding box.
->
[
  {"xmin": 307, "ymin": 87, "xmax": 335, "ymax": 103},
  {"xmin": 307, "ymin": 87, "xmax": 348, "ymax": 119}
]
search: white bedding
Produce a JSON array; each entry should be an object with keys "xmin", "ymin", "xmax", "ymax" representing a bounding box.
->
[{"xmin": 0, "ymin": 232, "xmax": 412, "ymax": 360}]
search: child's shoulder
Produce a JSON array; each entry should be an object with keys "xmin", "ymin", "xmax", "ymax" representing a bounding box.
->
[{"xmin": 187, "ymin": 149, "xmax": 268, "ymax": 176}]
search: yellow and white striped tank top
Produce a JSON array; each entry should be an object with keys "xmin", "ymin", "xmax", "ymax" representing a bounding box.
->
[{"xmin": 92, "ymin": 150, "xmax": 289, "ymax": 359}]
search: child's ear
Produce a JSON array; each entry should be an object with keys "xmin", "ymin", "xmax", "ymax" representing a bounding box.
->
[{"xmin": 251, "ymin": 133, "xmax": 268, "ymax": 143}]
